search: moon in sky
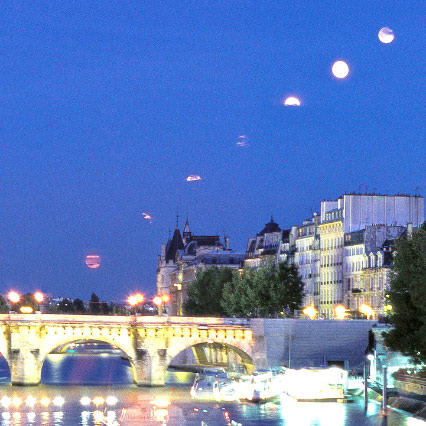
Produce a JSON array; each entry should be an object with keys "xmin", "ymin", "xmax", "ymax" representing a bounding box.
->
[
  {"xmin": 378, "ymin": 27, "xmax": 394, "ymax": 44},
  {"xmin": 186, "ymin": 175, "xmax": 202, "ymax": 182},
  {"xmin": 331, "ymin": 60, "xmax": 349, "ymax": 79},
  {"xmin": 85, "ymin": 255, "xmax": 101, "ymax": 269},
  {"xmin": 284, "ymin": 96, "xmax": 301, "ymax": 106}
]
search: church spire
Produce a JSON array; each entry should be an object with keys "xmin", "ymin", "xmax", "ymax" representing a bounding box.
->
[{"xmin": 183, "ymin": 217, "xmax": 191, "ymax": 243}]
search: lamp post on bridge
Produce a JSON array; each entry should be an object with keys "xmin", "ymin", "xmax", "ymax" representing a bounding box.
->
[{"xmin": 153, "ymin": 295, "xmax": 170, "ymax": 316}]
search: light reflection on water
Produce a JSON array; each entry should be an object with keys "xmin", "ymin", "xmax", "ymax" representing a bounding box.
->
[{"xmin": 0, "ymin": 354, "xmax": 420, "ymax": 426}]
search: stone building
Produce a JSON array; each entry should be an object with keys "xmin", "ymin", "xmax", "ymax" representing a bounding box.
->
[
  {"xmin": 317, "ymin": 208, "xmax": 345, "ymax": 318},
  {"xmin": 156, "ymin": 218, "xmax": 239, "ymax": 315},
  {"xmin": 294, "ymin": 214, "xmax": 321, "ymax": 309},
  {"xmin": 315, "ymin": 194, "xmax": 423, "ymax": 318},
  {"xmin": 169, "ymin": 251, "xmax": 245, "ymax": 315},
  {"xmin": 293, "ymin": 194, "xmax": 424, "ymax": 318},
  {"xmin": 344, "ymin": 225, "xmax": 407, "ymax": 319},
  {"xmin": 244, "ymin": 217, "xmax": 297, "ymax": 269}
]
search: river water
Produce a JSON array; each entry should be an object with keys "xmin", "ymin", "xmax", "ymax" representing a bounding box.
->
[{"xmin": 0, "ymin": 354, "xmax": 422, "ymax": 426}]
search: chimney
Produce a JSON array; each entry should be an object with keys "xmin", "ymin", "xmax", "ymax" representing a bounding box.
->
[
  {"xmin": 161, "ymin": 244, "xmax": 166, "ymax": 257},
  {"xmin": 224, "ymin": 236, "xmax": 230, "ymax": 250},
  {"xmin": 407, "ymin": 222, "xmax": 413, "ymax": 239}
]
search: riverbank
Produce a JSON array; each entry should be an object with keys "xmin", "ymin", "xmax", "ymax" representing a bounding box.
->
[{"xmin": 365, "ymin": 388, "xmax": 426, "ymax": 421}]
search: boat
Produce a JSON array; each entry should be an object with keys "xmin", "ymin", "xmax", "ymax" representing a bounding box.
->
[
  {"xmin": 190, "ymin": 370, "xmax": 240, "ymax": 402},
  {"xmin": 283, "ymin": 367, "xmax": 348, "ymax": 401},
  {"xmin": 238, "ymin": 368, "xmax": 287, "ymax": 402}
]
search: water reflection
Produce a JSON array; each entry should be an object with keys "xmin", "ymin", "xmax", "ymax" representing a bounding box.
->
[{"xmin": 0, "ymin": 354, "xmax": 420, "ymax": 425}]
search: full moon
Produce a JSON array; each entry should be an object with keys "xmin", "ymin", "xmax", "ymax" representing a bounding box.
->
[
  {"xmin": 378, "ymin": 27, "xmax": 394, "ymax": 44},
  {"xmin": 331, "ymin": 60, "xmax": 350, "ymax": 79},
  {"xmin": 284, "ymin": 96, "xmax": 301, "ymax": 106}
]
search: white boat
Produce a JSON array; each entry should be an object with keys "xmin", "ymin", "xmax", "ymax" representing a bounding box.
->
[
  {"xmin": 284, "ymin": 367, "xmax": 348, "ymax": 401},
  {"xmin": 190, "ymin": 371, "xmax": 240, "ymax": 402},
  {"xmin": 238, "ymin": 368, "xmax": 287, "ymax": 402}
]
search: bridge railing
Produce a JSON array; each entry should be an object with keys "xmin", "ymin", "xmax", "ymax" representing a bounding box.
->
[{"xmin": 0, "ymin": 313, "xmax": 251, "ymax": 327}]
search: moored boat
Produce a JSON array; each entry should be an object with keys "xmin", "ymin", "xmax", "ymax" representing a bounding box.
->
[
  {"xmin": 190, "ymin": 370, "xmax": 240, "ymax": 402},
  {"xmin": 238, "ymin": 368, "xmax": 287, "ymax": 402},
  {"xmin": 284, "ymin": 367, "xmax": 348, "ymax": 401}
]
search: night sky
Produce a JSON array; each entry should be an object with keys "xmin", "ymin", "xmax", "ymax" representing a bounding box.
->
[{"xmin": 1, "ymin": 2, "xmax": 425, "ymax": 302}]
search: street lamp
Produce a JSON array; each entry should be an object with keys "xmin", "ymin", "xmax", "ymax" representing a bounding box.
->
[
  {"xmin": 174, "ymin": 283, "xmax": 182, "ymax": 316},
  {"xmin": 127, "ymin": 293, "xmax": 145, "ymax": 314},
  {"xmin": 335, "ymin": 305, "xmax": 347, "ymax": 320},
  {"xmin": 34, "ymin": 292, "xmax": 44, "ymax": 303},
  {"xmin": 8, "ymin": 291, "xmax": 20, "ymax": 305},
  {"xmin": 360, "ymin": 304, "xmax": 372, "ymax": 320},
  {"xmin": 153, "ymin": 295, "xmax": 169, "ymax": 315},
  {"xmin": 128, "ymin": 295, "xmax": 138, "ymax": 307},
  {"xmin": 303, "ymin": 306, "xmax": 317, "ymax": 319}
]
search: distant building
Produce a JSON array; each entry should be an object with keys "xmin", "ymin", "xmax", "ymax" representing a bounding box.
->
[
  {"xmin": 344, "ymin": 225, "xmax": 408, "ymax": 319},
  {"xmin": 320, "ymin": 193, "xmax": 424, "ymax": 233},
  {"xmin": 294, "ymin": 214, "xmax": 321, "ymax": 309},
  {"xmin": 244, "ymin": 217, "xmax": 296, "ymax": 269},
  {"xmin": 316, "ymin": 194, "xmax": 423, "ymax": 318},
  {"xmin": 169, "ymin": 251, "xmax": 245, "ymax": 315},
  {"xmin": 156, "ymin": 218, "xmax": 235, "ymax": 315}
]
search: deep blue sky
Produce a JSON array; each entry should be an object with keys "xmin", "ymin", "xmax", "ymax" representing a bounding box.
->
[{"xmin": 1, "ymin": 2, "xmax": 425, "ymax": 302}]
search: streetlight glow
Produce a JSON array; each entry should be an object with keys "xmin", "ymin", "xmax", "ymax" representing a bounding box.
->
[
  {"xmin": 8, "ymin": 291, "xmax": 20, "ymax": 304},
  {"xmin": 153, "ymin": 296, "xmax": 162, "ymax": 306},
  {"xmin": 335, "ymin": 305, "xmax": 346, "ymax": 320},
  {"xmin": 360, "ymin": 304, "xmax": 372, "ymax": 319},
  {"xmin": 303, "ymin": 306, "xmax": 317, "ymax": 319},
  {"xmin": 34, "ymin": 291, "xmax": 44, "ymax": 303},
  {"xmin": 127, "ymin": 295, "xmax": 138, "ymax": 306}
]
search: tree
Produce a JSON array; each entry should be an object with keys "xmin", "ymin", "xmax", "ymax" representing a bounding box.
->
[
  {"xmin": 88, "ymin": 293, "xmax": 101, "ymax": 315},
  {"xmin": 0, "ymin": 296, "xmax": 9, "ymax": 313},
  {"xmin": 184, "ymin": 267, "xmax": 234, "ymax": 316},
  {"xmin": 11, "ymin": 293, "xmax": 38, "ymax": 313},
  {"xmin": 222, "ymin": 268, "xmax": 256, "ymax": 317},
  {"xmin": 222, "ymin": 262, "xmax": 304, "ymax": 318},
  {"xmin": 384, "ymin": 223, "xmax": 426, "ymax": 364},
  {"xmin": 73, "ymin": 298, "xmax": 86, "ymax": 314},
  {"xmin": 57, "ymin": 298, "xmax": 75, "ymax": 313}
]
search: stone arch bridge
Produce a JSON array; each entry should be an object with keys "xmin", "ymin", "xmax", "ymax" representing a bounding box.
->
[{"xmin": 0, "ymin": 314, "xmax": 265, "ymax": 386}]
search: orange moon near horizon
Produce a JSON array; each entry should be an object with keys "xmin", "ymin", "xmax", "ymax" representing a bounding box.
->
[{"xmin": 85, "ymin": 255, "xmax": 101, "ymax": 269}]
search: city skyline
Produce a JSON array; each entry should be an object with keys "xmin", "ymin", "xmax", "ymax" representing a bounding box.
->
[{"xmin": 1, "ymin": 2, "xmax": 426, "ymax": 300}]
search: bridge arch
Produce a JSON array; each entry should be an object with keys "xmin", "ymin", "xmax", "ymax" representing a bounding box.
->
[
  {"xmin": 36, "ymin": 335, "xmax": 146, "ymax": 386},
  {"xmin": 166, "ymin": 337, "xmax": 255, "ymax": 374}
]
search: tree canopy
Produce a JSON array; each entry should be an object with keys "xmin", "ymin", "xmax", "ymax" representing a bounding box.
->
[
  {"xmin": 384, "ymin": 222, "xmax": 426, "ymax": 364},
  {"xmin": 184, "ymin": 267, "xmax": 233, "ymax": 316},
  {"xmin": 183, "ymin": 262, "xmax": 304, "ymax": 318},
  {"xmin": 88, "ymin": 293, "xmax": 101, "ymax": 314},
  {"xmin": 222, "ymin": 262, "xmax": 304, "ymax": 317}
]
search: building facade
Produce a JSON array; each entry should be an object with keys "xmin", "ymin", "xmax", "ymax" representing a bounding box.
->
[
  {"xmin": 245, "ymin": 217, "xmax": 296, "ymax": 269},
  {"xmin": 156, "ymin": 219, "xmax": 239, "ymax": 315},
  {"xmin": 294, "ymin": 214, "xmax": 320, "ymax": 308},
  {"xmin": 315, "ymin": 194, "xmax": 423, "ymax": 318}
]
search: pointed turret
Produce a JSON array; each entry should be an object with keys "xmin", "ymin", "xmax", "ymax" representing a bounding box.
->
[
  {"xmin": 183, "ymin": 218, "xmax": 191, "ymax": 244},
  {"xmin": 165, "ymin": 226, "xmax": 184, "ymax": 263}
]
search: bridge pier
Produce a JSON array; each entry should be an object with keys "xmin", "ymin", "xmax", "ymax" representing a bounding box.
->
[
  {"xmin": 10, "ymin": 348, "xmax": 42, "ymax": 386},
  {"xmin": 132, "ymin": 348, "xmax": 167, "ymax": 386}
]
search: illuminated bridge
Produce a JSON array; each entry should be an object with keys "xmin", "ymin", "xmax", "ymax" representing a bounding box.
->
[{"xmin": 0, "ymin": 314, "xmax": 262, "ymax": 386}]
